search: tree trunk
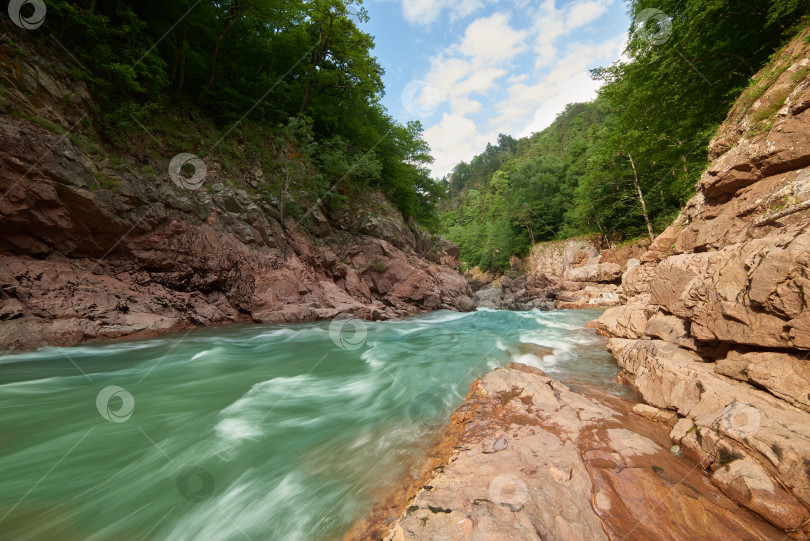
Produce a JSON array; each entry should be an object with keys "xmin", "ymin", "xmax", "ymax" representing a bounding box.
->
[
  {"xmin": 593, "ymin": 212, "xmax": 607, "ymax": 246},
  {"xmin": 299, "ymin": 75, "xmax": 313, "ymax": 114},
  {"xmin": 527, "ymin": 223, "xmax": 535, "ymax": 246},
  {"xmin": 627, "ymin": 153, "xmax": 655, "ymax": 242},
  {"xmin": 206, "ymin": 13, "xmax": 238, "ymax": 90},
  {"xmin": 177, "ymin": 41, "xmax": 187, "ymax": 91}
]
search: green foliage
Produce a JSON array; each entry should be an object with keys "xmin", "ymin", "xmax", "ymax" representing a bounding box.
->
[
  {"xmin": 37, "ymin": 0, "xmax": 439, "ymax": 226},
  {"xmin": 93, "ymin": 172, "xmax": 119, "ymax": 190},
  {"xmin": 14, "ymin": 109, "xmax": 65, "ymax": 134},
  {"xmin": 440, "ymin": 103, "xmax": 604, "ymax": 270},
  {"xmin": 441, "ymin": 0, "xmax": 810, "ymax": 271},
  {"xmin": 369, "ymin": 258, "xmax": 386, "ymax": 272}
]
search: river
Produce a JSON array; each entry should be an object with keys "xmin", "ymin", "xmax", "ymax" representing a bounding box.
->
[{"xmin": 0, "ymin": 308, "xmax": 626, "ymax": 540}]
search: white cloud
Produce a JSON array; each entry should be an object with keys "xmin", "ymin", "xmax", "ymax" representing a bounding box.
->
[
  {"xmin": 518, "ymin": 72, "xmax": 602, "ymax": 136},
  {"xmin": 416, "ymin": 11, "xmax": 528, "ymax": 176},
  {"xmin": 531, "ymin": 0, "xmax": 614, "ymax": 68},
  {"xmin": 398, "ymin": 0, "xmax": 491, "ymax": 26},
  {"xmin": 423, "ymin": 113, "xmax": 495, "ymax": 177},
  {"xmin": 494, "ymin": 35, "xmax": 625, "ymax": 133},
  {"xmin": 455, "ymin": 12, "xmax": 528, "ymax": 63},
  {"xmin": 424, "ymin": 12, "xmax": 527, "ymax": 103},
  {"xmin": 450, "ymin": 97, "xmax": 483, "ymax": 116},
  {"xmin": 408, "ymin": 0, "xmax": 625, "ymax": 176}
]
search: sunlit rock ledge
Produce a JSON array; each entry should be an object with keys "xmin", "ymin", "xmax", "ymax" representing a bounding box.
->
[{"xmin": 350, "ymin": 364, "xmax": 782, "ymax": 540}]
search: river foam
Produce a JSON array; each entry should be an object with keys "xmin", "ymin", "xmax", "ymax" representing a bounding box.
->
[{"xmin": 0, "ymin": 308, "xmax": 622, "ymax": 540}]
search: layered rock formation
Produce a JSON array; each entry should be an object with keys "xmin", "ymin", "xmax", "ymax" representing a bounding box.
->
[
  {"xmin": 0, "ymin": 31, "xmax": 473, "ymax": 351},
  {"xmin": 470, "ymin": 272, "xmax": 556, "ymax": 311},
  {"xmin": 594, "ymin": 28, "xmax": 810, "ymax": 536},
  {"xmin": 467, "ymin": 238, "xmax": 647, "ymax": 311},
  {"xmin": 359, "ymin": 365, "xmax": 782, "ymax": 540},
  {"xmin": 531, "ymin": 238, "xmax": 650, "ymax": 309}
]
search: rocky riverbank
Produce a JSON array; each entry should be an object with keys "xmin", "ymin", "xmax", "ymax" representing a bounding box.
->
[
  {"xmin": 0, "ymin": 31, "xmax": 474, "ymax": 352},
  {"xmin": 356, "ymin": 364, "xmax": 783, "ymax": 540},
  {"xmin": 592, "ymin": 27, "xmax": 810, "ymax": 536},
  {"xmin": 357, "ymin": 27, "xmax": 810, "ymax": 541},
  {"xmin": 468, "ymin": 238, "xmax": 648, "ymax": 311}
]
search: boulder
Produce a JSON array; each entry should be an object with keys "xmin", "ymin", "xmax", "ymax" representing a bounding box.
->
[
  {"xmin": 622, "ymin": 263, "xmax": 657, "ymax": 298},
  {"xmin": 644, "ymin": 313, "xmax": 696, "ymax": 351},
  {"xmin": 596, "ymin": 29, "xmax": 810, "ymax": 536},
  {"xmin": 593, "ymin": 305, "xmax": 648, "ymax": 339}
]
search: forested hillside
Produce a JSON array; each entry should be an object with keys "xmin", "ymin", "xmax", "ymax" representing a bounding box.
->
[
  {"xmin": 10, "ymin": 0, "xmax": 441, "ymax": 226},
  {"xmin": 441, "ymin": 0, "xmax": 810, "ymax": 271}
]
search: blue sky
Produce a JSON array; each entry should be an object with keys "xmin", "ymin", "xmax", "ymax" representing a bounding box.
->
[{"xmin": 358, "ymin": 0, "xmax": 632, "ymax": 177}]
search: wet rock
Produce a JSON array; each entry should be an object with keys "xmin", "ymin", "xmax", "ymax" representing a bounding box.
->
[{"xmin": 363, "ymin": 365, "xmax": 782, "ymax": 541}]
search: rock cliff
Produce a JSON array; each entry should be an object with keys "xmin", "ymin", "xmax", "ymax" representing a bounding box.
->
[
  {"xmin": 594, "ymin": 27, "xmax": 810, "ymax": 536},
  {"xmin": 466, "ymin": 238, "xmax": 648, "ymax": 311},
  {"xmin": 0, "ymin": 29, "xmax": 473, "ymax": 351}
]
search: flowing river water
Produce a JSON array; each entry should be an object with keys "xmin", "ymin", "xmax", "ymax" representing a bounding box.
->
[{"xmin": 0, "ymin": 308, "xmax": 629, "ymax": 540}]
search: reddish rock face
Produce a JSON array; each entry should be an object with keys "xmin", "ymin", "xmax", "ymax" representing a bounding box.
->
[
  {"xmin": 0, "ymin": 112, "xmax": 474, "ymax": 350},
  {"xmin": 595, "ymin": 28, "xmax": 810, "ymax": 536},
  {"xmin": 0, "ymin": 31, "xmax": 475, "ymax": 351},
  {"xmin": 352, "ymin": 365, "xmax": 783, "ymax": 540}
]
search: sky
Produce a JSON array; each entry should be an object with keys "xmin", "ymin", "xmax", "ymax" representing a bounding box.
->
[{"xmin": 359, "ymin": 0, "xmax": 632, "ymax": 178}]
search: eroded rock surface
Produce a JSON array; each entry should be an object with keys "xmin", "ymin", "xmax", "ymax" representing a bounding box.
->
[
  {"xmin": 0, "ymin": 33, "xmax": 473, "ymax": 351},
  {"xmin": 594, "ymin": 28, "xmax": 810, "ymax": 536},
  {"xmin": 469, "ymin": 238, "xmax": 648, "ymax": 311},
  {"xmin": 359, "ymin": 365, "xmax": 782, "ymax": 540}
]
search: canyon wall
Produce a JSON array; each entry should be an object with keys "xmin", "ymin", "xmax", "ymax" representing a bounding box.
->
[
  {"xmin": 0, "ymin": 27, "xmax": 473, "ymax": 351},
  {"xmin": 594, "ymin": 28, "xmax": 810, "ymax": 535}
]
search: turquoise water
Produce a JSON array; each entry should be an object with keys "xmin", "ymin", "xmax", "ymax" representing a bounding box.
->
[{"xmin": 0, "ymin": 309, "xmax": 625, "ymax": 540}]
